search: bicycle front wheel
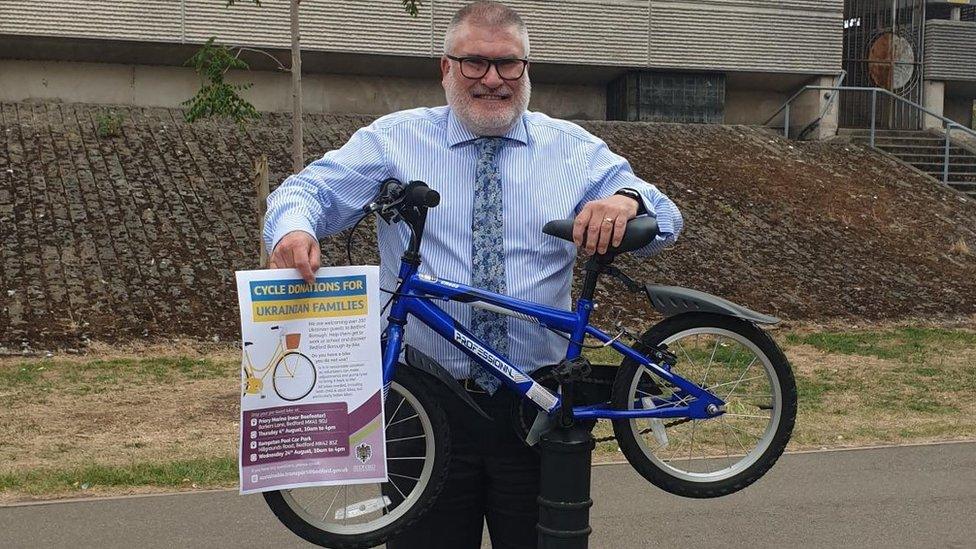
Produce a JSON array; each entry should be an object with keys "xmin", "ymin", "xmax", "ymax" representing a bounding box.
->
[
  {"xmin": 272, "ymin": 352, "xmax": 317, "ymax": 401},
  {"xmin": 611, "ymin": 312, "xmax": 796, "ymax": 498},
  {"xmin": 263, "ymin": 366, "xmax": 451, "ymax": 548}
]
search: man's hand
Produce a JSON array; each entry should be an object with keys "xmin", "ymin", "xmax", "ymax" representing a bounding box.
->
[
  {"xmin": 573, "ymin": 195, "xmax": 639, "ymax": 255},
  {"xmin": 269, "ymin": 231, "xmax": 321, "ymax": 284}
]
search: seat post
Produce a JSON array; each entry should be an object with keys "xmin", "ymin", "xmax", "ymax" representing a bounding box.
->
[{"xmin": 579, "ymin": 255, "xmax": 612, "ymax": 302}]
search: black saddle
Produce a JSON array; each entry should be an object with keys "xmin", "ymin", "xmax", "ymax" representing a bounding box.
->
[{"xmin": 542, "ymin": 216, "xmax": 659, "ymax": 256}]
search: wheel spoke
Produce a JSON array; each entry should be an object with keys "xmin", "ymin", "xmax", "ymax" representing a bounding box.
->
[
  {"xmin": 387, "ymin": 434, "xmax": 426, "ymax": 443},
  {"xmin": 303, "ymin": 487, "xmax": 332, "ymax": 508},
  {"xmin": 386, "ymin": 413, "xmax": 419, "ymax": 429},
  {"xmin": 620, "ymin": 322, "xmax": 792, "ymax": 491},
  {"xmin": 706, "ymin": 374, "xmax": 765, "ymax": 392},
  {"xmin": 720, "ymin": 413, "xmax": 732, "ymax": 469},
  {"xmin": 323, "ymin": 488, "xmax": 341, "ymax": 522},
  {"xmin": 724, "ymin": 413, "xmax": 772, "ymax": 420},
  {"xmin": 275, "ymin": 377, "xmax": 442, "ymax": 537},
  {"xmin": 724, "ymin": 357, "xmax": 759, "ymax": 401},
  {"xmin": 389, "ymin": 472, "xmax": 420, "ymax": 481},
  {"xmin": 700, "ymin": 337, "xmax": 721, "ymax": 387},
  {"xmin": 388, "ymin": 478, "xmax": 408, "ymax": 500},
  {"xmin": 721, "ymin": 415, "xmax": 748, "ymax": 454},
  {"xmin": 386, "ymin": 395, "xmax": 407, "ymax": 428},
  {"xmin": 674, "ymin": 341, "xmax": 700, "ymax": 376}
]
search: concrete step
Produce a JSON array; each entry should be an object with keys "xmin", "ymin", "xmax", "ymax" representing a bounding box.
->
[
  {"xmin": 948, "ymin": 185, "xmax": 976, "ymax": 197},
  {"xmin": 854, "ymin": 135, "xmax": 948, "ymax": 144},
  {"xmin": 930, "ymin": 173, "xmax": 976, "ymax": 182},
  {"xmin": 872, "ymin": 144, "xmax": 973, "ymax": 156},
  {"xmin": 851, "ymin": 137, "xmax": 972, "ymax": 150},
  {"xmin": 893, "ymin": 153, "xmax": 976, "ymax": 163},
  {"xmin": 884, "ymin": 154, "xmax": 976, "ymax": 164},
  {"xmin": 841, "ymin": 129, "xmax": 936, "ymax": 136},
  {"xmin": 913, "ymin": 162, "xmax": 976, "ymax": 172}
]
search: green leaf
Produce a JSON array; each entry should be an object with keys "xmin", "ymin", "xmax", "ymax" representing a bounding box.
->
[{"xmin": 402, "ymin": 0, "xmax": 422, "ymax": 17}]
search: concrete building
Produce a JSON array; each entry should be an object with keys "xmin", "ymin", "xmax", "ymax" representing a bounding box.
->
[{"xmin": 0, "ymin": 0, "xmax": 972, "ymax": 132}]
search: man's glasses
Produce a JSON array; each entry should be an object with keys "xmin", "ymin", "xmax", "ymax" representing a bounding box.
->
[{"xmin": 446, "ymin": 55, "xmax": 529, "ymax": 81}]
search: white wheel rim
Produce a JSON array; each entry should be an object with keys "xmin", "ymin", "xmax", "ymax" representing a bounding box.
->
[
  {"xmin": 627, "ymin": 327, "xmax": 783, "ymax": 483},
  {"xmin": 278, "ymin": 380, "xmax": 436, "ymax": 535}
]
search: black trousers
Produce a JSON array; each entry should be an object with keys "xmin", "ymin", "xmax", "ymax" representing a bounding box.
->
[{"xmin": 387, "ymin": 385, "xmax": 540, "ymax": 549}]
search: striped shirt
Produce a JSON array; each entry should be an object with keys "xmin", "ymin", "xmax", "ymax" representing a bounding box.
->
[{"xmin": 264, "ymin": 106, "xmax": 683, "ymax": 378}]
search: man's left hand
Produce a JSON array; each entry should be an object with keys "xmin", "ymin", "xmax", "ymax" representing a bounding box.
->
[{"xmin": 573, "ymin": 195, "xmax": 640, "ymax": 255}]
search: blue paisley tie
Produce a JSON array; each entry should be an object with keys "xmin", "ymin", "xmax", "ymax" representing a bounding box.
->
[{"xmin": 470, "ymin": 137, "xmax": 507, "ymax": 393}]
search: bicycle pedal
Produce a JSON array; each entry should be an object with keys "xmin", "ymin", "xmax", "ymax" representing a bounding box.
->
[{"xmin": 553, "ymin": 356, "xmax": 591, "ymax": 383}]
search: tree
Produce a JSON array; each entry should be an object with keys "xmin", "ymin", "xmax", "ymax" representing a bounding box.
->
[{"xmin": 188, "ymin": 0, "xmax": 424, "ymax": 173}]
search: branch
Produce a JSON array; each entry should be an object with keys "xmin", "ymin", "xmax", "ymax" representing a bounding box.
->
[{"xmin": 233, "ymin": 47, "xmax": 290, "ymax": 72}]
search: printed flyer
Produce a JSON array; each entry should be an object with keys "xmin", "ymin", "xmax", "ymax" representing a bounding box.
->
[{"xmin": 235, "ymin": 266, "xmax": 386, "ymax": 494}]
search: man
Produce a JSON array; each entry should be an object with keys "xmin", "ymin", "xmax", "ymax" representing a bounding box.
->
[{"xmin": 264, "ymin": 2, "xmax": 682, "ymax": 546}]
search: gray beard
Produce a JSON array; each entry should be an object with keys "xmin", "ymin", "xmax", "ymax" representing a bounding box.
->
[{"xmin": 445, "ymin": 77, "xmax": 532, "ymax": 136}]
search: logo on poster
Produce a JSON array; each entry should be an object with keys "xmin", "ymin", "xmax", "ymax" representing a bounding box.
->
[{"xmin": 356, "ymin": 443, "xmax": 373, "ymax": 464}]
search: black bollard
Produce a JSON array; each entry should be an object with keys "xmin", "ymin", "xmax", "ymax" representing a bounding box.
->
[{"xmin": 536, "ymin": 421, "xmax": 594, "ymax": 548}]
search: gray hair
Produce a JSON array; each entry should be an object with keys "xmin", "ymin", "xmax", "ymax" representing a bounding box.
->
[{"xmin": 442, "ymin": 1, "xmax": 530, "ymax": 57}]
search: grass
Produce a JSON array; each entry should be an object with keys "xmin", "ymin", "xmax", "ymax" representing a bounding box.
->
[
  {"xmin": 0, "ymin": 457, "xmax": 236, "ymax": 496},
  {"xmin": 1, "ymin": 325, "xmax": 974, "ymax": 501},
  {"xmin": 0, "ymin": 356, "xmax": 234, "ymax": 402},
  {"xmin": 785, "ymin": 327, "xmax": 976, "ymax": 363}
]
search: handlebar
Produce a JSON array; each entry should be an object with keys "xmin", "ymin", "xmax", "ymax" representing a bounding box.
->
[
  {"xmin": 361, "ymin": 179, "xmax": 438, "ymax": 257},
  {"xmin": 406, "ymin": 182, "xmax": 440, "ymax": 208},
  {"xmin": 363, "ymin": 178, "xmax": 439, "ymax": 219}
]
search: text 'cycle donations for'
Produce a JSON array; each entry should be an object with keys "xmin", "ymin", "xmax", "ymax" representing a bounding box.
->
[{"xmin": 235, "ymin": 266, "xmax": 385, "ymax": 494}]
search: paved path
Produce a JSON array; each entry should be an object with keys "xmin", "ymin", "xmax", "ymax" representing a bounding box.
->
[{"xmin": 2, "ymin": 442, "xmax": 974, "ymax": 548}]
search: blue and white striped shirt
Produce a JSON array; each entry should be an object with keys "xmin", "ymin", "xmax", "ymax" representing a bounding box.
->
[{"xmin": 264, "ymin": 106, "xmax": 683, "ymax": 378}]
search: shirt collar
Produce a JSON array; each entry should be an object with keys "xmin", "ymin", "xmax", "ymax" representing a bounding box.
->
[{"xmin": 446, "ymin": 107, "xmax": 529, "ymax": 148}]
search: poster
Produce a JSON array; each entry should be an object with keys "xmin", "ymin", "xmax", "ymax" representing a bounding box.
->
[{"xmin": 235, "ymin": 266, "xmax": 386, "ymax": 494}]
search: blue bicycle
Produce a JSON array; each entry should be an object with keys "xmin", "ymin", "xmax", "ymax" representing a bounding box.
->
[{"xmin": 263, "ymin": 180, "xmax": 797, "ymax": 548}]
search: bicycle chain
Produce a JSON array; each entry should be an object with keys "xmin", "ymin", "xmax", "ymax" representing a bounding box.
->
[
  {"xmin": 592, "ymin": 417, "xmax": 693, "ymax": 443},
  {"xmin": 528, "ymin": 367, "xmax": 693, "ymax": 444}
]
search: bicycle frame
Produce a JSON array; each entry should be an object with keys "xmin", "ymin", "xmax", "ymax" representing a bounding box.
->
[
  {"xmin": 382, "ymin": 259, "xmax": 725, "ymax": 421},
  {"xmin": 243, "ymin": 339, "xmax": 286, "ymax": 381}
]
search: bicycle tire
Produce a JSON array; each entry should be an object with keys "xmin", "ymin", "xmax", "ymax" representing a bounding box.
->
[
  {"xmin": 263, "ymin": 366, "xmax": 451, "ymax": 548},
  {"xmin": 272, "ymin": 351, "xmax": 317, "ymax": 401},
  {"xmin": 611, "ymin": 312, "xmax": 797, "ymax": 498}
]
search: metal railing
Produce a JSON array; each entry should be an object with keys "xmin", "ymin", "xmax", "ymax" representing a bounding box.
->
[
  {"xmin": 768, "ymin": 85, "xmax": 976, "ymax": 184},
  {"xmin": 761, "ymin": 71, "xmax": 846, "ymax": 140}
]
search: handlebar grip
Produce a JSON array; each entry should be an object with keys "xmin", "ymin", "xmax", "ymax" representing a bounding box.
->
[{"xmin": 405, "ymin": 182, "xmax": 440, "ymax": 208}]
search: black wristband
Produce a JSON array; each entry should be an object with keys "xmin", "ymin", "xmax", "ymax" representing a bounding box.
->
[{"xmin": 615, "ymin": 188, "xmax": 647, "ymax": 215}]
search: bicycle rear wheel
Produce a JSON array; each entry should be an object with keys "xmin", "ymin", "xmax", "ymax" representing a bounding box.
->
[
  {"xmin": 611, "ymin": 312, "xmax": 796, "ymax": 498},
  {"xmin": 263, "ymin": 366, "xmax": 450, "ymax": 548}
]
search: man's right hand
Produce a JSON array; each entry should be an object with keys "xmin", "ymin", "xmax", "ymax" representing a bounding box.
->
[{"xmin": 269, "ymin": 231, "xmax": 321, "ymax": 284}]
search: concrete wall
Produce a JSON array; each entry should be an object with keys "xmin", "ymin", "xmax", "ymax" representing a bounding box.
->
[
  {"xmin": 0, "ymin": 59, "xmax": 605, "ymax": 120},
  {"xmin": 923, "ymin": 80, "xmax": 947, "ymax": 130},
  {"xmin": 725, "ymin": 87, "xmax": 789, "ymax": 126},
  {"xmin": 925, "ymin": 20, "xmax": 976, "ymax": 82},
  {"xmin": 0, "ymin": 0, "xmax": 844, "ymax": 74}
]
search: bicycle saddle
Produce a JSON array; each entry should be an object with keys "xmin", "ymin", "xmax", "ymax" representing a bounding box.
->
[{"xmin": 542, "ymin": 216, "xmax": 659, "ymax": 255}]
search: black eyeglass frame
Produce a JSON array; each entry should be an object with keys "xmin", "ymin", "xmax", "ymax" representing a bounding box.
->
[{"xmin": 445, "ymin": 55, "xmax": 530, "ymax": 81}]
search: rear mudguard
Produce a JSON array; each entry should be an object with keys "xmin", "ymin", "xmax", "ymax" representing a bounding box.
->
[
  {"xmin": 403, "ymin": 345, "xmax": 490, "ymax": 420},
  {"xmin": 643, "ymin": 284, "xmax": 780, "ymax": 325}
]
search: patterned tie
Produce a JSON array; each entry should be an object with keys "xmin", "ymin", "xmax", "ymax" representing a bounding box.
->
[{"xmin": 470, "ymin": 137, "xmax": 507, "ymax": 393}]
